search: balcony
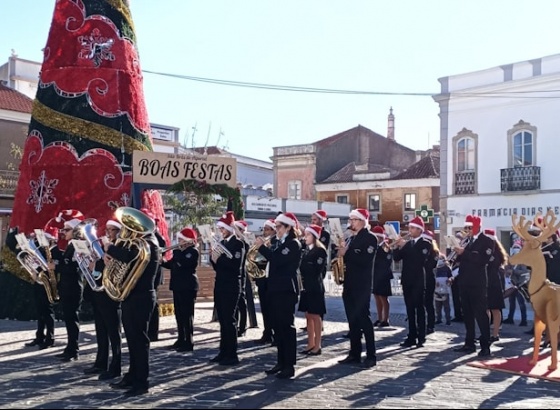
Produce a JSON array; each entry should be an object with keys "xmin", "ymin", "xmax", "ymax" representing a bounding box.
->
[
  {"xmin": 454, "ymin": 171, "xmax": 475, "ymax": 195},
  {"xmin": 501, "ymin": 166, "xmax": 540, "ymax": 192},
  {"xmin": 0, "ymin": 170, "xmax": 19, "ymax": 196}
]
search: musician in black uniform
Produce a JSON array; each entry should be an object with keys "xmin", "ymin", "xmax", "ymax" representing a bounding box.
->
[
  {"xmin": 337, "ymin": 208, "xmax": 378, "ymax": 368},
  {"xmin": 210, "ymin": 211, "xmax": 244, "ymax": 366},
  {"xmin": 161, "ymin": 227, "xmax": 199, "ymax": 352},
  {"xmin": 25, "ymin": 227, "xmax": 58, "ymax": 350},
  {"xmin": 298, "ymin": 224, "xmax": 327, "ymax": 355},
  {"xmin": 105, "ymin": 208, "xmax": 160, "ymax": 397},
  {"xmin": 371, "ymin": 226, "xmax": 393, "ymax": 328},
  {"xmin": 254, "ymin": 219, "xmax": 277, "ymax": 345},
  {"xmin": 311, "ymin": 210, "xmax": 331, "ymax": 279},
  {"xmin": 452, "ymin": 214, "xmax": 495, "ymax": 358},
  {"xmin": 393, "ymin": 216, "xmax": 433, "ymax": 349},
  {"xmin": 422, "ymin": 230, "xmax": 439, "ymax": 335},
  {"xmin": 49, "ymin": 215, "xmax": 85, "ymax": 362},
  {"xmin": 233, "ymin": 220, "xmax": 257, "ymax": 336},
  {"xmin": 256, "ymin": 212, "xmax": 301, "ymax": 379},
  {"xmin": 83, "ymin": 220, "xmax": 123, "ymax": 380}
]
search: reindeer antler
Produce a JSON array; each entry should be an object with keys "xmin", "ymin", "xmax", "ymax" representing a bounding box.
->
[
  {"xmin": 534, "ymin": 210, "xmax": 560, "ymax": 241},
  {"xmin": 511, "ymin": 214, "xmax": 534, "ymax": 241}
]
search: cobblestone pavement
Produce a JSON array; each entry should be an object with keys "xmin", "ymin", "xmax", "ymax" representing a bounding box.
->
[{"xmin": 0, "ymin": 293, "xmax": 558, "ymax": 409}]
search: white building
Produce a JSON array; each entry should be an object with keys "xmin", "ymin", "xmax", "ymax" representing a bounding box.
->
[{"xmin": 434, "ymin": 53, "xmax": 560, "ymax": 246}]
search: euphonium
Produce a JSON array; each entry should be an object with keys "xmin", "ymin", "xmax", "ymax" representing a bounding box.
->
[
  {"xmin": 446, "ymin": 231, "xmax": 469, "ymax": 265},
  {"xmin": 73, "ymin": 219, "xmax": 105, "ymax": 292},
  {"xmin": 34, "ymin": 229, "xmax": 60, "ymax": 304},
  {"xmin": 246, "ymin": 235, "xmax": 272, "ymax": 280},
  {"xmin": 102, "ymin": 207, "xmax": 155, "ymax": 302},
  {"xmin": 211, "ymin": 235, "xmax": 233, "ymax": 260}
]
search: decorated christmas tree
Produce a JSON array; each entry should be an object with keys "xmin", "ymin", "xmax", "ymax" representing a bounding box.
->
[{"xmin": 1, "ymin": 0, "xmax": 169, "ymax": 319}]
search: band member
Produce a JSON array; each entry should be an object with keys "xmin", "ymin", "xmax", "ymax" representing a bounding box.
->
[
  {"xmin": 161, "ymin": 227, "xmax": 199, "ymax": 352},
  {"xmin": 452, "ymin": 215, "xmax": 495, "ymax": 358},
  {"xmin": 233, "ymin": 220, "xmax": 258, "ymax": 336},
  {"xmin": 483, "ymin": 228, "xmax": 507, "ymax": 343},
  {"xmin": 254, "ymin": 219, "xmax": 277, "ymax": 345},
  {"xmin": 83, "ymin": 220, "xmax": 123, "ymax": 380},
  {"xmin": 141, "ymin": 208, "xmax": 166, "ymax": 342},
  {"xmin": 393, "ymin": 216, "xmax": 433, "ymax": 348},
  {"xmin": 371, "ymin": 226, "xmax": 393, "ymax": 328},
  {"xmin": 210, "ymin": 211, "xmax": 245, "ymax": 366},
  {"xmin": 535, "ymin": 219, "xmax": 560, "ymax": 284},
  {"xmin": 422, "ymin": 230, "xmax": 439, "ymax": 335},
  {"xmin": 311, "ymin": 210, "xmax": 330, "ymax": 278},
  {"xmin": 106, "ymin": 208, "xmax": 160, "ymax": 397},
  {"xmin": 256, "ymin": 212, "xmax": 301, "ymax": 379},
  {"xmin": 298, "ymin": 224, "xmax": 327, "ymax": 356},
  {"xmin": 49, "ymin": 210, "xmax": 85, "ymax": 362},
  {"xmin": 337, "ymin": 208, "xmax": 378, "ymax": 368},
  {"xmin": 25, "ymin": 226, "xmax": 59, "ymax": 350}
]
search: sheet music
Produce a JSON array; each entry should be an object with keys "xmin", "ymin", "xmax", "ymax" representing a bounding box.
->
[
  {"xmin": 34, "ymin": 229, "xmax": 49, "ymax": 248},
  {"xmin": 197, "ymin": 224, "xmax": 213, "ymax": 243},
  {"xmin": 71, "ymin": 239, "xmax": 91, "ymax": 256},
  {"xmin": 328, "ymin": 218, "xmax": 344, "ymax": 244},
  {"xmin": 445, "ymin": 235, "xmax": 460, "ymax": 249},
  {"xmin": 244, "ymin": 232, "xmax": 256, "ymax": 247},
  {"xmin": 384, "ymin": 223, "xmax": 399, "ymax": 241},
  {"xmin": 15, "ymin": 233, "xmax": 29, "ymax": 250}
]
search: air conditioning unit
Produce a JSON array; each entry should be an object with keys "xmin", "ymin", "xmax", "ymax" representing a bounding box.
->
[{"xmin": 403, "ymin": 213, "xmax": 415, "ymax": 223}]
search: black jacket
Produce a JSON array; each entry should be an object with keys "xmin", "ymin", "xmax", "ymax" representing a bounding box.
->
[
  {"xmin": 455, "ymin": 234, "xmax": 495, "ymax": 288},
  {"xmin": 343, "ymin": 228, "xmax": 378, "ymax": 292},
  {"xmin": 259, "ymin": 236, "xmax": 301, "ymax": 294},
  {"xmin": 210, "ymin": 235, "xmax": 244, "ymax": 292},
  {"xmin": 393, "ymin": 236, "xmax": 434, "ymax": 289},
  {"xmin": 543, "ymin": 241, "xmax": 560, "ymax": 284},
  {"xmin": 300, "ymin": 245, "xmax": 327, "ymax": 294},
  {"xmin": 52, "ymin": 243, "xmax": 83, "ymax": 291},
  {"xmin": 161, "ymin": 246, "xmax": 199, "ymax": 292}
]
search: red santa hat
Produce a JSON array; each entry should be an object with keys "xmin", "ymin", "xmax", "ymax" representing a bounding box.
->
[
  {"xmin": 371, "ymin": 225, "xmax": 386, "ymax": 239},
  {"xmin": 422, "ymin": 229, "xmax": 434, "ymax": 240},
  {"xmin": 234, "ymin": 220, "xmax": 248, "ymax": 232},
  {"xmin": 217, "ymin": 211, "xmax": 235, "ymax": 232},
  {"xmin": 305, "ymin": 224, "xmax": 322, "ymax": 239},
  {"xmin": 484, "ymin": 228, "xmax": 497, "ymax": 240},
  {"xmin": 63, "ymin": 219, "xmax": 82, "ymax": 230},
  {"xmin": 263, "ymin": 219, "xmax": 276, "ymax": 230},
  {"xmin": 43, "ymin": 226, "xmax": 59, "ymax": 241},
  {"xmin": 275, "ymin": 212, "xmax": 299, "ymax": 227},
  {"xmin": 55, "ymin": 209, "xmax": 85, "ymax": 223},
  {"xmin": 408, "ymin": 216, "xmax": 425, "ymax": 232},
  {"xmin": 106, "ymin": 220, "xmax": 122, "ymax": 230},
  {"xmin": 464, "ymin": 214, "xmax": 482, "ymax": 235},
  {"xmin": 177, "ymin": 227, "xmax": 197, "ymax": 242},
  {"xmin": 313, "ymin": 210, "xmax": 327, "ymax": 221},
  {"xmin": 529, "ymin": 216, "xmax": 544, "ymax": 232},
  {"xmin": 349, "ymin": 208, "xmax": 369, "ymax": 221}
]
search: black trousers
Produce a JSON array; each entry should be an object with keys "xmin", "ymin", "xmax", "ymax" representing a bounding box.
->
[
  {"xmin": 59, "ymin": 285, "xmax": 83, "ymax": 355},
  {"xmin": 92, "ymin": 291, "xmax": 122, "ymax": 374},
  {"xmin": 269, "ymin": 291, "xmax": 298, "ymax": 369},
  {"xmin": 342, "ymin": 289, "xmax": 376, "ymax": 359},
  {"xmin": 451, "ymin": 275, "xmax": 463, "ymax": 320},
  {"xmin": 122, "ymin": 290, "xmax": 156, "ymax": 390},
  {"xmin": 215, "ymin": 290, "xmax": 240, "ymax": 360},
  {"xmin": 148, "ymin": 286, "xmax": 161, "ymax": 341},
  {"xmin": 257, "ymin": 279, "xmax": 273, "ymax": 340},
  {"xmin": 173, "ymin": 289, "xmax": 197, "ymax": 348},
  {"xmin": 403, "ymin": 285, "xmax": 426, "ymax": 342},
  {"xmin": 424, "ymin": 276, "xmax": 436, "ymax": 330},
  {"xmin": 236, "ymin": 274, "xmax": 258, "ymax": 331},
  {"xmin": 460, "ymin": 285, "xmax": 490, "ymax": 349},
  {"xmin": 34, "ymin": 284, "xmax": 55, "ymax": 343}
]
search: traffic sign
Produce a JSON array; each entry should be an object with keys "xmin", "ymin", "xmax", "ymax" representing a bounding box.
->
[{"xmin": 385, "ymin": 220, "xmax": 400, "ymax": 236}]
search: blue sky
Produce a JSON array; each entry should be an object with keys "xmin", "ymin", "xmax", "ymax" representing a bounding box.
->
[{"xmin": 2, "ymin": 0, "xmax": 560, "ymax": 162}]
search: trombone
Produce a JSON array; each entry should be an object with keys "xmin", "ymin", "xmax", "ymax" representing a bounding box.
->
[{"xmin": 383, "ymin": 223, "xmax": 411, "ymax": 250}]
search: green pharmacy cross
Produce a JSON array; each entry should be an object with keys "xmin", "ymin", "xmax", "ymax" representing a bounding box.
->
[{"xmin": 415, "ymin": 205, "xmax": 434, "ymax": 222}]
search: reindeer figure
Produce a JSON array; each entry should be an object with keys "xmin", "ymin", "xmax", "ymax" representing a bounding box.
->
[{"xmin": 510, "ymin": 210, "xmax": 560, "ymax": 370}]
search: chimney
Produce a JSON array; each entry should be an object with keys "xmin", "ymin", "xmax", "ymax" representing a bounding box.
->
[{"xmin": 387, "ymin": 107, "xmax": 395, "ymax": 141}]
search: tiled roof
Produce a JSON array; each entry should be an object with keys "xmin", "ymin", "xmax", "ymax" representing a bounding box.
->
[
  {"xmin": 0, "ymin": 83, "xmax": 33, "ymax": 113},
  {"xmin": 321, "ymin": 162, "xmax": 397, "ymax": 184},
  {"xmin": 314, "ymin": 124, "xmax": 386, "ymax": 147},
  {"xmin": 392, "ymin": 152, "xmax": 440, "ymax": 180}
]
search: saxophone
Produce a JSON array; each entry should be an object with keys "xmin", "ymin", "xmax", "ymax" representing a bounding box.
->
[
  {"xmin": 40, "ymin": 243, "xmax": 60, "ymax": 304},
  {"xmin": 102, "ymin": 207, "xmax": 155, "ymax": 302},
  {"xmin": 332, "ymin": 236, "xmax": 351, "ymax": 286}
]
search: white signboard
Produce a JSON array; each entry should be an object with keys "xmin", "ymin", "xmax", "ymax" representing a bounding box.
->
[
  {"xmin": 151, "ymin": 125, "xmax": 175, "ymax": 141},
  {"xmin": 245, "ymin": 196, "xmax": 282, "ymax": 212}
]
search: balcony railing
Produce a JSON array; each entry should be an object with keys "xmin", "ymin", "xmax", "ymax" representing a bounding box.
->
[
  {"xmin": 501, "ymin": 166, "xmax": 540, "ymax": 192},
  {"xmin": 454, "ymin": 171, "xmax": 476, "ymax": 195},
  {"xmin": 0, "ymin": 170, "xmax": 19, "ymax": 196}
]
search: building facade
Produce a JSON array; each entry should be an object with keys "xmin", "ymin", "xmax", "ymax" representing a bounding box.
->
[{"xmin": 434, "ymin": 53, "xmax": 560, "ymax": 247}]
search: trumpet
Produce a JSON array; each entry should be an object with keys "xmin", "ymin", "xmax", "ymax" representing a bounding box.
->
[{"xmin": 211, "ymin": 236, "xmax": 233, "ymax": 260}]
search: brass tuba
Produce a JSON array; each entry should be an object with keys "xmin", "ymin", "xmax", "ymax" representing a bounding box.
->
[
  {"xmin": 245, "ymin": 236, "xmax": 272, "ymax": 280},
  {"xmin": 102, "ymin": 207, "xmax": 155, "ymax": 302}
]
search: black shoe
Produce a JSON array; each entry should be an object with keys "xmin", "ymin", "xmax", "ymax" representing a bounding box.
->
[
  {"xmin": 123, "ymin": 387, "xmax": 149, "ymax": 397},
  {"xmin": 168, "ymin": 341, "xmax": 181, "ymax": 350},
  {"xmin": 519, "ymin": 321, "xmax": 528, "ymax": 327},
  {"xmin": 400, "ymin": 339, "xmax": 416, "ymax": 348},
  {"xmin": 110, "ymin": 378, "xmax": 132, "ymax": 390},
  {"xmin": 489, "ymin": 336, "xmax": 500, "ymax": 344},
  {"xmin": 338, "ymin": 355, "xmax": 361, "ymax": 364},
  {"xmin": 446, "ymin": 321, "xmax": 451, "ymax": 326},
  {"xmin": 38, "ymin": 340, "xmax": 54, "ymax": 350},
  {"xmin": 237, "ymin": 329, "xmax": 246, "ymax": 337},
  {"xmin": 373, "ymin": 320, "xmax": 381, "ymax": 326},
  {"xmin": 270, "ymin": 340, "xmax": 278, "ymax": 347},
  {"xmin": 254, "ymin": 337, "xmax": 272, "ymax": 345},
  {"xmin": 83, "ymin": 366, "xmax": 104, "ymax": 375},
  {"xmin": 435, "ymin": 320, "xmax": 443, "ymax": 325},
  {"xmin": 61, "ymin": 353, "xmax": 79, "ymax": 362},
  {"xmin": 149, "ymin": 336, "xmax": 159, "ymax": 342},
  {"xmin": 454, "ymin": 345, "xmax": 476, "ymax": 353},
  {"xmin": 218, "ymin": 358, "xmax": 240, "ymax": 366},
  {"xmin": 98, "ymin": 371, "xmax": 121, "ymax": 380},
  {"xmin": 308, "ymin": 348, "xmax": 322, "ymax": 356},
  {"xmin": 299, "ymin": 347, "xmax": 315, "ymax": 355},
  {"xmin": 478, "ymin": 348, "xmax": 492, "ymax": 358},
  {"xmin": 55, "ymin": 352, "xmax": 69, "ymax": 359},
  {"xmin": 299, "ymin": 327, "xmax": 307, "ymax": 331},
  {"xmin": 417, "ymin": 339, "xmax": 425, "ymax": 348},
  {"xmin": 265, "ymin": 364, "xmax": 283, "ymax": 375},
  {"xmin": 363, "ymin": 357, "xmax": 377, "ymax": 368},
  {"xmin": 451, "ymin": 317, "xmax": 463, "ymax": 323},
  {"xmin": 502, "ymin": 318, "xmax": 514, "ymax": 325},
  {"xmin": 379, "ymin": 321, "xmax": 390, "ymax": 327},
  {"xmin": 25, "ymin": 339, "xmax": 43, "ymax": 347},
  {"xmin": 426, "ymin": 328, "xmax": 435, "ymax": 335},
  {"xmin": 176, "ymin": 345, "xmax": 194, "ymax": 353},
  {"xmin": 276, "ymin": 367, "xmax": 295, "ymax": 379},
  {"xmin": 525, "ymin": 328, "xmax": 535, "ymax": 335},
  {"xmin": 209, "ymin": 354, "xmax": 224, "ymax": 363},
  {"xmin": 343, "ymin": 332, "xmax": 350, "ymax": 339}
]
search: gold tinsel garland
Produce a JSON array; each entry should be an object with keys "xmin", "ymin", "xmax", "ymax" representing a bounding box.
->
[
  {"xmin": 0, "ymin": 247, "xmax": 34, "ymax": 283},
  {"xmin": 33, "ymin": 100, "xmax": 150, "ymax": 153},
  {"xmin": 105, "ymin": 0, "xmax": 135, "ymax": 33}
]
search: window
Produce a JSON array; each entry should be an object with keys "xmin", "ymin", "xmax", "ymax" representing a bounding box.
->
[
  {"xmin": 287, "ymin": 180, "xmax": 301, "ymax": 199},
  {"xmin": 404, "ymin": 193, "xmax": 416, "ymax": 211},
  {"xmin": 336, "ymin": 194, "xmax": 348, "ymax": 204},
  {"xmin": 368, "ymin": 194, "xmax": 381, "ymax": 213},
  {"xmin": 512, "ymin": 131, "xmax": 533, "ymax": 167},
  {"xmin": 457, "ymin": 137, "xmax": 475, "ymax": 171}
]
